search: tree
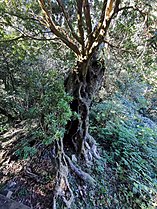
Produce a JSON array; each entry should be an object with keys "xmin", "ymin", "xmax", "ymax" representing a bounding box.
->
[
  {"xmin": 1, "ymin": 0, "xmax": 156, "ymax": 208},
  {"xmin": 1, "ymin": 0, "xmax": 120, "ymax": 152},
  {"xmin": 37, "ymin": 0, "xmax": 122, "ymax": 156}
]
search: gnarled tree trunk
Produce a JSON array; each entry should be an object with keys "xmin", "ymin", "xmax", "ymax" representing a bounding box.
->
[
  {"xmin": 64, "ymin": 54, "xmax": 105, "ymax": 157},
  {"xmin": 36, "ymin": 1, "xmax": 121, "ymax": 207},
  {"xmin": 38, "ymin": 0, "xmax": 120, "ymax": 158}
]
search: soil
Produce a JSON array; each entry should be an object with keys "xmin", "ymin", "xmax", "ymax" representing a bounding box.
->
[
  {"xmin": 0, "ymin": 124, "xmax": 58, "ymax": 209},
  {"xmin": 0, "ymin": 122, "xmax": 116, "ymax": 209}
]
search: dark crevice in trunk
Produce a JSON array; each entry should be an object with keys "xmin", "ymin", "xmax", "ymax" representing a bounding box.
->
[{"xmin": 64, "ymin": 55, "xmax": 105, "ymax": 155}]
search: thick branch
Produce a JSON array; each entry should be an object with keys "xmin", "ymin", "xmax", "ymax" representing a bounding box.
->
[
  {"xmin": 38, "ymin": 0, "xmax": 80, "ymax": 55},
  {"xmin": 93, "ymin": 0, "xmax": 118, "ymax": 42},
  {"xmin": 89, "ymin": 0, "xmax": 107, "ymax": 54},
  {"xmin": 83, "ymin": 0, "xmax": 93, "ymax": 46},
  {"xmin": 76, "ymin": 0, "xmax": 85, "ymax": 55},
  {"xmin": 56, "ymin": 0, "xmax": 82, "ymax": 44},
  {"xmin": 105, "ymin": 0, "xmax": 115, "ymax": 20},
  {"xmin": 113, "ymin": 0, "xmax": 121, "ymax": 13},
  {"xmin": 93, "ymin": 0, "xmax": 107, "ymax": 40},
  {"xmin": 88, "ymin": 0, "xmax": 120, "ymax": 55}
]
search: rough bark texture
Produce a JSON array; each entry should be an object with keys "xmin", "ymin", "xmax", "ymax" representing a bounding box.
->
[{"xmin": 64, "ymin": 55, "xmax": 105, "ymax": 155}]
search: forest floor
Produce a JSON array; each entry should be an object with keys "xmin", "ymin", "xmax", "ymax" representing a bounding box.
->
[
  {"xmin": 0, "ymin": 122, "xmax": 116, "ymax": 209},
  {"xmin": 0, "ymin": 123, "xmax": 60, "ymax": 209},
  {"xmin": 0, "ymin": 115, "xmax": 157, "ymax": 209}
]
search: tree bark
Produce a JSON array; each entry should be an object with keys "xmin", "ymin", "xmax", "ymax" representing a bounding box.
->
[{"xmin": 64, "ymin": 54, "xmax": 105, "ymax": 155}]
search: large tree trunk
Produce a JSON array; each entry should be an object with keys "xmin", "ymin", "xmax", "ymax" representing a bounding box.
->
[{"xmin": 64, "ymin": 55, "xmax": 105, "ymax": 156}]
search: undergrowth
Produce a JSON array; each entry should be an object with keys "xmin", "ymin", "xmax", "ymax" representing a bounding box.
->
[
  {"xmin": 9, "ymin": 69, "xmax": 73, "ymax": 159},
  {"xmin": 1, "ymin": 69, "xmax": 157, "ymax": 208},
  {"xmin": 90, "ymin": 93, "xmax": 157, "ymax": 209}
]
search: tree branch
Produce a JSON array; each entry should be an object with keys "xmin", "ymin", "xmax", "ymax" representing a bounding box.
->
[
  {"xmin": 93, "ymin": 0, "xmax": 107, "ymax": 40},
  {"xmin": 38, "ymin": 0, "xmax": 80, "ymax": 55},
  {"xmin": 93, "ymin": 0, "xmax": 118, "ymax": 41},
  {"xmin": 0, "ymin": 34, "xmax": 60, "ymax": 43},
  {"xmin": 56, "ymin": 0, "xmax": 81, "ymax": 44},
  {"xmin": 90, "ymin": 0, "xmax": 115, "ymax": 57},
  {"xmin": 83, "ymin": 0, "xmax": 93, "ymax": 46},
  {"xmin": 111, "ymin": 5, "xmax": 146, "ymax": 19},
  {"xmin": 88, "ymin": 0, "xmax": 116, "ymax": 56},
  {"xmin": 0, "ymin": 35, "xmax": 24, "ymax": 42},
  {"xmin": 105, "ymin": 0, "xmax": 116, "ymax": 20},
  {"xmin": 76, "ymin": 0, "xmax": 85, "ymax": 55}
]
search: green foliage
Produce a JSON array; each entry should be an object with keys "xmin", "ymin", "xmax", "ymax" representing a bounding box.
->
[
  {"xmin": 14, "ymin": 69, "xmax": 72, "ymax": 157},
  {"xmin": 0, "ymin": 1, "xmax": 156, "ymax": 208},
  {"xmin": 0, "ymin": 119, "xmax": 10, "ymax": 133},
  {"xmin": 0, "ymin": 36, "xmax": 73, "ymax": 158},
  {"xmin": 90, "ymin": 93, "xmax": 157, "ymax": 208},
  {"xmin": 15, "ymin": 145, "xmax": 37, "ymax": 160}
]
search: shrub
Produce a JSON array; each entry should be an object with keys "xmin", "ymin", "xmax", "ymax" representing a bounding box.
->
[
  {"xmin": 15, "ymin": 69, "xmax": 72, "ymax": 158},
  {"xmin": 90, "ymin": 94, "xmax": 157, "ymax": 208}
]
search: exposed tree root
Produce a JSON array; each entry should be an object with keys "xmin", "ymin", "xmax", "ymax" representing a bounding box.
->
[
  {"xmin": 65, "ymin": 155, "xmax": 95, "ymax": 186},
  {"xmin": 52, "ymin": 139, "xmax": 74, "ymax": 209},
  {"xmin": 52, "ymin": 135, "xmax": 98, "ymax": 209}
]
